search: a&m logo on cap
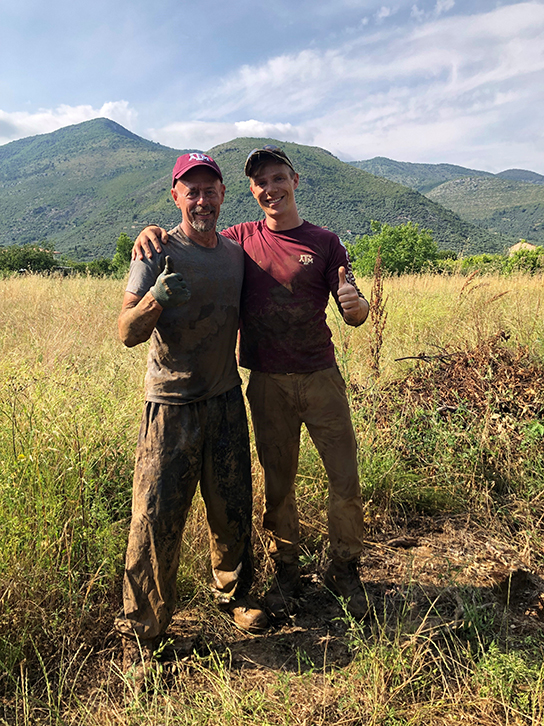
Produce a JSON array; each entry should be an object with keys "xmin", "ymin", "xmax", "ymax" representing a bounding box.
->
[{"xmin": 189, "ymin": 153, "xmax": 212, "ymax": 162}]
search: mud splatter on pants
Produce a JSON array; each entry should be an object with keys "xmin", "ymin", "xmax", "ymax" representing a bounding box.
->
[
  {"xmin": 115, "ymin": 385, "xmax": 253, "ymax": 641},
  {"xmin": 246, "ymin": 366, "xmax": 364, "ymax": 565}
]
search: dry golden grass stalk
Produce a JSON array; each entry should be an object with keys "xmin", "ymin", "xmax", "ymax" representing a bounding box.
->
[{"xmin": 368, "ymin": 250, "xmax": 388, "ymax": 379}]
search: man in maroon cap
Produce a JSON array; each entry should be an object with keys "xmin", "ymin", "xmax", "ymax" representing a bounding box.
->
[
  {"xmin": 132, "ymin": 145, "xmax": 371, "ymax": 623},
  {"xmin": 115, "ymin": 153, "xmax": 267, "ymax": 678}
]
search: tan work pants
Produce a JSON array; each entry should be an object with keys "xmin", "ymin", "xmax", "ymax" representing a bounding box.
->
[{"xmin": 246, "ymin": 366, "xmax": 364, "ymax": 564}]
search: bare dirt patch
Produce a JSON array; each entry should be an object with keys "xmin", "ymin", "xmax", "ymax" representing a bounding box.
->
[{"xmin": 84, "ymin": 515, "xmax": 544, "ymax": 694}]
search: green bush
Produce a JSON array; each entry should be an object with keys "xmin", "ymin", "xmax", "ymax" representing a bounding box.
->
[
  {"xmin": 433, "ymin": 246, "xmax": 544, "ymax": 276},
  {"xmin": 502, "ymin": 246, "xmax": 544, "ymax": 274},
  {"xmin": 111, "ymin": 232, "xmax": 133, "ymax": 274},
  {"xmin": 348, "ymin": 220, "xmax": 438, "ymax": 275},
  {"xmin": 0, "ymin": 243, "xmax": 57, "ymax": 272}
]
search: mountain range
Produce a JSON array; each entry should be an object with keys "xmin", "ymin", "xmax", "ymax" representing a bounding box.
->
[
  {"xmin": 1, "ymin": 118, "xmax": 539, "ymax": 260},
  {"xmin": 351, "ymin": 158, "xmax": 544, "ymax": 245}
]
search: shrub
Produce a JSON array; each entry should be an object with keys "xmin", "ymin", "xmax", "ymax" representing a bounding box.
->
[
  {"xmin": 0, "ymin": 243, "xmax": 57, "ymax": 272},
  {"xmin": 349, "ymin": 220, "xmax": 438, "ymax": 276}
]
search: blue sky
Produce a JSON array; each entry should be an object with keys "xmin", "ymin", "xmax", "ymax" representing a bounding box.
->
[{"xmin": 1, "ymin": 0, "xmax": 543, "ymax": 173}]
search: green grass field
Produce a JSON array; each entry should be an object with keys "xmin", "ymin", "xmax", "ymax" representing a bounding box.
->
[{"xmin": 1, "ymin": 272, "xmax": 543, "ymax": 725}]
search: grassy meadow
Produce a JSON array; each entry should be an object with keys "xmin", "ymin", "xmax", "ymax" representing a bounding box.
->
[{"xmin": 1, "ymin": 271, "xmax": 544, "ymax": 725}]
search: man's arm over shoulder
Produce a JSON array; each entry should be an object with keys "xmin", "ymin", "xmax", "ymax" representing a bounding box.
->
[{"xmin": 132, "ymin": 225, "xmax": 169, "ymax": 260}]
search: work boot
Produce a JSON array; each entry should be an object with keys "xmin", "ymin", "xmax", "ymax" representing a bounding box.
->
[
  {"xmin": 264, "ymin": 561, "xmax": 300, "ymax": 619},
  {"xmin": 324, "ymin": 558, "xmax": 371, "ymax": 619},
  {"xmin": 222, "ymin": 596, "xmax": 269, "ymax": 631},
  {"xmin": 121, "ymin": 636, "xmax": 157, "ymax": 692}
]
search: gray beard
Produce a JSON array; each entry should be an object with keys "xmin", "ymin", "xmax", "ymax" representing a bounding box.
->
[
  {"xmin": 189, "ymin": 207, "xmax": 217, "ymax": 233},
  {"xmin": 190, "ymin": 218, "xmax": 216, "ymax": 233}
]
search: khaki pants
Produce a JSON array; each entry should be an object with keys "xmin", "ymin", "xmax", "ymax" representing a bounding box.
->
[
  {"xmin": 116, "ymin": 386, "xmax": 253, "ymax": 641},
  {"xmin": 246, "ymin": 366, "xmax": 364, "ymax": 564}
]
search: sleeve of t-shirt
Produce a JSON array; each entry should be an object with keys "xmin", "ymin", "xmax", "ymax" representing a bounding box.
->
[
  {"xmin": 325, "ymin": 236, "xmax": 366, "ymax": 315},
  {"xmin": 126, "ymin": 251, "xmax": 164, "ymax": 297},
  {"xmin": 220, "ymin": 225, "xmax": 244, "ymax": 245}
]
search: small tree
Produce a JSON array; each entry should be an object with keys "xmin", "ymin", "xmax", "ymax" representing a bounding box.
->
[
  {"xmin": 85, "ymin": 258, "xmax": 114, "ymax": 277},
  {"xmin": 111, "ymin": 233, "xmax": 134, "ymax": 274},
  {"xmin": 350, "ymin": 221, "xmax": 438, "ymax": 276}
]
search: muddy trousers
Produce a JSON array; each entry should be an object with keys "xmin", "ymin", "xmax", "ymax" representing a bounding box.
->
[
  {"xmin": 116, "ymin": 386, "xmax": 253, "ymax": 642},
  {"xmin": 246, "ymin": 367, "xmax": 364, "ymax": 565}
]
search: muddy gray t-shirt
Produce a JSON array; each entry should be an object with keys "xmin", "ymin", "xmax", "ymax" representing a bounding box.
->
[{"xmin": 126, "ymin": 226, "xmax": 243, "ymax": 405}]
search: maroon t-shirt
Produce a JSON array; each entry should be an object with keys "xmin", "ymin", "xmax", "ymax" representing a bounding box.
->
[{"xmin": 222, "ymin": 220, "xmax": 364, "ymax": 374}]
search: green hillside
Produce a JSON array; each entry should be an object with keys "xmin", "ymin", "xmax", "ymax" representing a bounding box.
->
[
  {"xmin": 208, "ymin": 138, "xmax": 509, "ymax": 254},
  {"xmin": 426, "ymin": 177, "xmax": 544, "ymax": 244},
  {"xmin": 496, "ymin": 169, "xmax": 544, "ymax": 184},
  {"xmin": 0, "ymin": 120, "xmax": 511, "ymax": 259},
  {"xmin": 349, "ymin": 157, "xmax": 493, "ymax": 193},
  {"xmin": 0, "ymin": 118, "xmax": 190, "ymax": 259}
]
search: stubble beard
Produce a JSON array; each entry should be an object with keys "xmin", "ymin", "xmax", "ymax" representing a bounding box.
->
[{"xmin": 189, "ymin": 206, "xmax": 217, "ymax": 233}]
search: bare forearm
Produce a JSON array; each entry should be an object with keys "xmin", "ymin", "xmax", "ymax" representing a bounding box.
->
[
  {"xmin": 343, "ymin": 297, "xmax": 369, "ymax": 327},
  {"xmin": 118, "ymin": 292, "xmax": 163, "ymax": 347}
]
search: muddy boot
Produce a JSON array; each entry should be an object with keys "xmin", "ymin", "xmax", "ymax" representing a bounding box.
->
[
  {"xmin": 264, "ymin": 561, "xmax": 301, "ymax": 619},
  {"xmin": 122, "ymin": 636, "xmax": 157, "ymax": 693},
  {"xmin": 222, "ymin": 595, "xmax": 269, "ymax": 631},
  {"xmin": 324, "ymin": 558, "xmax": 371, "ymax": 619}
]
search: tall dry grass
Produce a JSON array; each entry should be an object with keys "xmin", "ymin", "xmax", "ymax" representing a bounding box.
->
[
  {"xmin": 342, "ymin": 271, "xmax": 544, "ymax": 386},
  {"xmin": 0, "ymin": 271, "xmax": 543, "ymax": 725}
]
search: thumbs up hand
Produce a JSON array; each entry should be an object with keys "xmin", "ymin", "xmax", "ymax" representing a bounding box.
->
[
  {"xmin": 150, "ymin": 256, "xmax": 191, "ymax": 308},
  {"xmin": 337, "ymin": 265, "xmax": 369, "ymax": 325},
  {"xmin": 337, "ymin": 266, "xmax": 359, "ymax": 314}
]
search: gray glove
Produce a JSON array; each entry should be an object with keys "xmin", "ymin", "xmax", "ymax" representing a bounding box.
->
[{"xmin": 149, "ymin": 256, "xmax": 191, "ymax": 308}]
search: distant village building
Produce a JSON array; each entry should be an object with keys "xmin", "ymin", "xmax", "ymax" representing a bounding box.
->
[{"xmin": 508, "ymin": 241, "xmax": 539, "ymax": 255}]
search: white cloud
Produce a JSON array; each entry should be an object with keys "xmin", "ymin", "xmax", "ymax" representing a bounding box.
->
[
  {"xmin": 147, "ymin": 119, "xmax": 309, "ymax": 151},
  {"xmin": 434, "ymin": 0, "xmax": 455, "ymax": 16},
  {"xmin": 0, "ymin": 101, "xmax": 138, "ymax": 145},
  {"xmin": 168, "ymin": 1, "xmax": 543, "ymax": 173},
  {"xmin": 194, "ymin": 2, "xmax": 544, "ymax": 120},
  {"xmin": 96, "ymin": 101, "xmax": 138, "ymax": 130},
  {"xmin": 234, "ymin": 119, "xmax": 304, "ymax": 140},
  {"xmin": 411, "ymin": 4, "xmax": 425, "ymax": 20},
  {"xmin": 411, "ymin": 0, "xmax": 458, "ymax": 22},
  {"xmin": 375, "ymin": 5, "xmax": 393, "ymax": 21},
  {"xmin": 1, "ymin": 2, "xmax": 543, "ymax": 175}
]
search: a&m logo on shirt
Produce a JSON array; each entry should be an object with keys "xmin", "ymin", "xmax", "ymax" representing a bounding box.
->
[{"xmin": 299, "ymin": 254, "xmax": 314, "ymax": 265}]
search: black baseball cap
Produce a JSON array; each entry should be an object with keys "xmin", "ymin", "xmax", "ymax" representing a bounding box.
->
[{"xmin": 244, "ymin": 145, "xmax": 295, "ymax": 177}]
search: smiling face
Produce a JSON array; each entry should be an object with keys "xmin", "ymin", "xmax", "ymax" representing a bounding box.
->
[
  {"xmin": 171, "ymin": 167, "xmax": 225, "ymax": 238},
  {"xmin": 249, "ymin": 161, "xmax": 300, "ymax": 228}
]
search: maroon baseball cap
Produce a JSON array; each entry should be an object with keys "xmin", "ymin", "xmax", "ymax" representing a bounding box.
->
[{"xmin": 171, "ymin": 153, "xmax": 223, "ymax": 186}]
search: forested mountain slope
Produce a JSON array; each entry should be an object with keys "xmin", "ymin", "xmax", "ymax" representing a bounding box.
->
[{"xmin": 0, "ymin": 120, "xmax": 511, "ymax": 259}]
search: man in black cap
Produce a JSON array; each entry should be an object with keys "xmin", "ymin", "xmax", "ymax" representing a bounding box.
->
[
  {"xmin": 132, "ymin": 145, "xmax": 370, "ymax": 621},
  {"xmin": 116, "ymin": 153, "xmax": 267, "ymax": 678}
]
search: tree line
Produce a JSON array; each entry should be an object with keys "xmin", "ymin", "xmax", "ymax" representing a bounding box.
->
[
  {"xmin": 1, "ymin": 225, "xmax": 542, "ymax": 277},
  {"xmin": 0, "ymin": 233, "xmax": 134, "ymax": 277}
]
